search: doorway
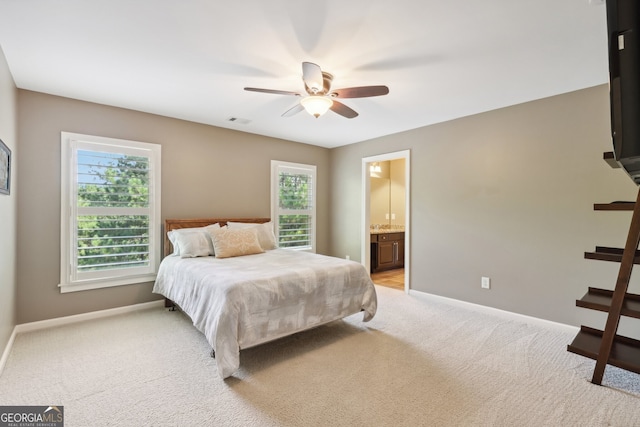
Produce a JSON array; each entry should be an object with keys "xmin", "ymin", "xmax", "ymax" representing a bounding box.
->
[{"xmin": 362, "ymin": 150, "xmax": 410, "ymax": 292}]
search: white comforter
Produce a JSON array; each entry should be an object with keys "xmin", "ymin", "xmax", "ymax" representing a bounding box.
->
[{"xmin": 152, "ymin": 249, "xmax": 377, "ymax": 378}]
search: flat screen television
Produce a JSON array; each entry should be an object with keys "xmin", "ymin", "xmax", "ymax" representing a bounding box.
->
[{"xmin": 607, "ymin": 0, "xmax": 640, "ymax": 184}]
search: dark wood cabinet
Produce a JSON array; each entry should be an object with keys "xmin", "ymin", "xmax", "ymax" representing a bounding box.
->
[{"xmin": 371, "ymin": 232, "xmax": 404, "ymax": 273}]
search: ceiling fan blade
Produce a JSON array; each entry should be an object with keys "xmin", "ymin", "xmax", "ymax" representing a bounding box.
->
[
  {"xmin": 282, "ymin": 103, "xmax": 305, "ymax": 117},
  {"xmin": 330, "ymin": 100, "xmax": 359, "ymax": 119},
  {"xmin": 332, "ymin": 85, "xmax": 389, "ymax": 98},
  {"xmin": 244, "ymin": 87, "xmax": 301, "ymax": 96},
  {"xmin": 302, "ymin": 62, "xmax": 323, "ymax": 93}
]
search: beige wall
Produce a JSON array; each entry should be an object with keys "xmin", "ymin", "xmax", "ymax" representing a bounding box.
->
[
  {"xmin": 0, "ymin": 45, "xmax": 17, "ymax": 349},
  {"xmin": 12, "ymin": 82, "xmax": 640, "ymax": 329},
  {"xmin": 16, "ymin": 90, "xmax": 330, "ymax": 323},
  {"xmin": 330, "ymin": 85, "xmax": 640, "ymax": 328}
]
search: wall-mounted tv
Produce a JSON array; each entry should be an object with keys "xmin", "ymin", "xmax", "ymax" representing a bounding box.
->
[{"xmin": 607, "ymin": 0, "xmax": 640, "ymax": 184}]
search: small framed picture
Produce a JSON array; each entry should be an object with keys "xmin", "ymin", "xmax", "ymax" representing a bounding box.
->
[{"xmin": 0, "ymin": 138, "xmax": 11, "ymax": 195}]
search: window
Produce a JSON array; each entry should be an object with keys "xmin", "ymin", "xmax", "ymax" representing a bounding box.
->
[
  {"xmin": 60, "ymin": 132, "xmax": 161, "ymax": 293},
  {"xmin": 271, "ymin": 160, "xmax": 316, "ymax": 252}
]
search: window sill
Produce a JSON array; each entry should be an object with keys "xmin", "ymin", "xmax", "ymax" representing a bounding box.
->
[{"xmin": 59, "ymin": 274, "xmax": 157, "ymax": 293}]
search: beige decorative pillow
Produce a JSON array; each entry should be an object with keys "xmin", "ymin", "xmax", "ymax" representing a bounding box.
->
[
  {"xmin": 227, "ymin": 221, "xmax": 278, "ymax": 250},
  {"xmin": 208, "ymin": 227, "xmax": 264, "ymax": 259}
]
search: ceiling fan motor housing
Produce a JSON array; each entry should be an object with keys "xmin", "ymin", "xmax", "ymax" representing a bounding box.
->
[{"xmin": 305, "ymin": 71, "xmax": 334, "ymax": 95}]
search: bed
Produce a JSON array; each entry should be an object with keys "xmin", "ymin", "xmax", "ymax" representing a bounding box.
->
[{"xmin": 152, "ymin": 218, "xmax": 378, "ymax": 378}]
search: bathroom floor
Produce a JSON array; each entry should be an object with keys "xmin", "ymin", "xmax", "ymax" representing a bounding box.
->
[{"xmin": 370, "ymin": 268, "xmax": 404, "ymax": 291}]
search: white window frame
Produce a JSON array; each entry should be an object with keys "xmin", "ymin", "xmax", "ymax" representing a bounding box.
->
[
  {"xmin": 271, "ymin": 160, "xmax": 317, "ymax": 252},
  {"xmin": 60, "ymin": 132, "xmax": 161, "ymax": 293}
]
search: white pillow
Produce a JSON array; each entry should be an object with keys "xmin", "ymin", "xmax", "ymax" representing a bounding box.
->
[
  {"xmin": 167, "ymin": 224, "xmax": 218, "ymax": 254},
  {"xmin": 167, "ymin": 223, "xmax": 220, "ymax": 257},
  {"xmin": 208, "ymin": 227, "xmax": 264, "ymax": 258},
  {"xmin": 227, "ymin": 221, "xmax": 277, "ymax": 250}
]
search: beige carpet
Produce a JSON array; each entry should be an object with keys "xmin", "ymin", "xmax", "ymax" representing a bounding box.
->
[{"xmin": 1, "ymin": 286, "xmax": 639, "ymax": 426}]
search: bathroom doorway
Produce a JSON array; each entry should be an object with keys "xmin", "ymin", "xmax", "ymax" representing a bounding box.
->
[{"xmin": 362, "ymin": 150, "xmax": 410, "ymax": 292}]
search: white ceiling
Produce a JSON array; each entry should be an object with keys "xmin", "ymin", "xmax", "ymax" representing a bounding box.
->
[{"xmin": 0, "ymin": 0, "xmax": 609, "ymax": 149}]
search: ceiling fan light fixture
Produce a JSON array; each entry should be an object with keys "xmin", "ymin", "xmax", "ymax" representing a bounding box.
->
[
  {"xmin": 301, "ymin": 96, "xmax": 333, "ymax": 118},
  {"xmin": 244, "ymin": 62, "xmax": 388, "ymax": 119}
]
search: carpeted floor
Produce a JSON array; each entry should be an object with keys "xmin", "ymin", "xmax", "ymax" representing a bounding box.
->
[{"xmin": 1, "ymin": 285, "xmax": 639, "ymax": 426}]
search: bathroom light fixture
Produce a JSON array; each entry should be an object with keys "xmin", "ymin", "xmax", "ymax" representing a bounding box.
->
[
  {"xmin": 369, "ymin": 162, "xmax": 382, "ymax": 174},
  {"xmin": 300, "ymin": 95, "xmax": 333, "ymax": 118}
]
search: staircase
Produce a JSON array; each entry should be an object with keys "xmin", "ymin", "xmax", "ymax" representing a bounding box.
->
[{"xmin": 567, "ymin": 153, "xmax": 640, "ymax": 384}]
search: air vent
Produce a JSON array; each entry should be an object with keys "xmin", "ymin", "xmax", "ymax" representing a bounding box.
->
[{"xmin": 227, "ymin": 117, "xmax": 251, "ymax": 125}]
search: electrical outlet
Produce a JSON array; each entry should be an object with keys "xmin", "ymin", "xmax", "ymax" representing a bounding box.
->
[
  {"xmin": 481, "ymin": 277, "xmax": 491, "ymax": 289},
  {"xmin": 346, "ymin": 255, "xmax": 350, "ymax": 260}
]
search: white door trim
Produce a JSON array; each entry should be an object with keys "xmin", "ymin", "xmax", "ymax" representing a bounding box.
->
[{"xmin": 362, "ymin": 150, "xmax": 411, "ymax": 292}]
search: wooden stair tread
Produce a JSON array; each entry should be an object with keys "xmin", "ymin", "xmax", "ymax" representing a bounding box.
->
[
  {"xmin": 570, "ymin": 174, "xmax": 640, "ymax": 384},
  {"xmin": 594, "ymin": 202, "xmax": 635, "ymax": 211},
  {"xmin": 603, "ymin": 151, "xmax": 621, "ymax": 169},
  {"xmin": 584, "ymin": 246, "xmax": 640, "ymax": 264},
  {"xmin": 576, "ymin": 287, "xmax": 640, "ymax": 319},
  {"xmin": 567, "ymin": 326, "xmax": 640, "ymax": 375}
]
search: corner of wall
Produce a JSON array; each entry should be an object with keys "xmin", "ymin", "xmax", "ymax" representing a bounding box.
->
[{"xmin": 0, "ymin": 43, "xmax": 18, "ymax": 357}]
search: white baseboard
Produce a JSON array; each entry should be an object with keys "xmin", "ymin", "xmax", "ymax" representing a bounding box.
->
[
  {"xmin": 0, "ymin": 327, "xmax": 17, "ymax": 378},
  {"xmin": 408, "ymin": 289, "xmax": 579, "ymax": 335},
  {"xmin": 0, "ymin": 299, "xmax": 164, "ymax": 376},
  {"xmin": 14, "ymin": 300, "xmax": 165, "ymax": 334}
]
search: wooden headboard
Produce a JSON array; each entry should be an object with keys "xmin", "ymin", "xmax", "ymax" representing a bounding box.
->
[{"xmin": 163, "ymin": 217, "xmax": 271, "ymax": 257}]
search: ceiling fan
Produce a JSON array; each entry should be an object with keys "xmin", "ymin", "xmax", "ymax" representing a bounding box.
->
[{"xmin": 244, "ymin": 62, "xmax": 389, "ymax": 119}]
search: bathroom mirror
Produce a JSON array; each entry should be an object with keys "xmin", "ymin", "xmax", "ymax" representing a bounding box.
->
[{"xmin": 369, "ymin": 159, "xmax": 405, "ymax": 230}]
